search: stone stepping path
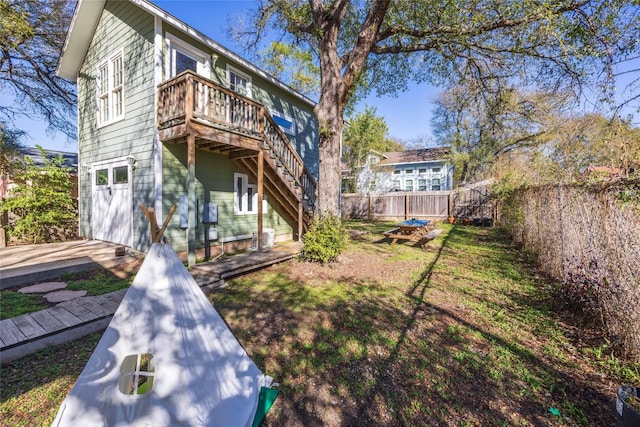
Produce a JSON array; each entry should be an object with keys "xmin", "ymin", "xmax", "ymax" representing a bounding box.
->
[
  {"xmin": 44, "ymin": 290, "xmax": 88, "ymax": 303},
  {"xmin": 17, "ymin": 281, "xmax": 87, "ymax": 303},
  {"xmin": 18, "ymin": 282, "xmax": 68, "ymax": 294}
]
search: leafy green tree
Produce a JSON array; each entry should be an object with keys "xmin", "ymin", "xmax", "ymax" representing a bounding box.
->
[
  {"xmin": 0, "ymin": 145, "xmax": 77, "ymax": 243},
  {"xmin": 342, "ymin": 106, "xmax": 403, "ymax": 192},
  {"xmin": 0, "ymin": 0, "xmax": 76, "ymax": 140},
  {"xmin": 237, "ymin": 0, "xmax": 639, "ymax": 216},
  {"xmin": 258, "ymin": 41, "xmax": 320, "ymax": 99}
]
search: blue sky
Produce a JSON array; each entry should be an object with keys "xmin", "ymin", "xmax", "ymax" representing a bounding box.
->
[
  {"xmin": 11, "ymin": 0, "xmax": 638, "ymax": 153},
  {"xmin": 13, "ymin": 0, "xmax": 436, "ymax": 153}
]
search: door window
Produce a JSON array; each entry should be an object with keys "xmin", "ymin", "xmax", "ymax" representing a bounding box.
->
[
  {"xmin": 166, "ymin": 33, "xmax": 209, "ymax": 78},
  {"xmin": 113, "ymin": 166, "xmax": 129, "ymax": 184},
  {"xmin": 96, "ymin": 169, "xmax": 109, "ymax": 186}
]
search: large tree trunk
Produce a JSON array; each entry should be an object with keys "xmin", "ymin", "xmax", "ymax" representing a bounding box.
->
[
  {"xmin": 310, "ymin": 0, "xmax": 391, "ymax": 217},
  {"xmin": 314, "ymin": 97, "xmax": 343, "ymax": 217},
  {"xmin": 314, "ymin": 20, "xmax": 345, "ymax": 217}
]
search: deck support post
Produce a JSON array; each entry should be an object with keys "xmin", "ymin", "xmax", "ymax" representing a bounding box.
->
[
  {"xmin": 187, "ymin": 133, "xmax": 196, "ymax": 267},
  {"xmin": 298, "ymin": 202, "xmax": 303, "ymax": 241},
  {"xmin": 257, "ymin": 150, "xmax": 264, "ymax": 250}
]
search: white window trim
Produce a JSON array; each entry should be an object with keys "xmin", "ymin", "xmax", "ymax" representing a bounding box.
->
[
  {"xmin": 165, "ymin": 32, "xmax": 210, "ymax": 79},
  {"xmin": 226, "ymin": 64, "xmax": 252, "ymax": 98},
  {"xmin": 404, "ymin": 178, "xmax": 414, "ymax": 191},
  {"xmin": 234, "ymin": 173, "xmax": 258, "ymax": 215},
  {"xmin": 96, "ymin": 49, "xmax": 125, "ymax": 128},
  {"xmin": 269, "ymin": 109, "xmax": 296, "ymax": 136}
]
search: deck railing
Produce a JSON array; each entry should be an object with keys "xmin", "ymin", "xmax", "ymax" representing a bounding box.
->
[{"xmin": 157, "ymin": 71, "xmax": 316, "ymax": 207}]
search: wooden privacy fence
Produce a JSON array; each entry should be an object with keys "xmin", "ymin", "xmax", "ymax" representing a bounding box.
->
[
  {"xmin": 341, "ymin": 185, "xmax": 495, "ymax": 222},
  {"xmin": 341, "ymin": 192, "xmax": 452, "ymax": 221}
]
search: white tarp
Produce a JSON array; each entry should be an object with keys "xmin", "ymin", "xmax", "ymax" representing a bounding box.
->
[{"xmin": 52, "ymin": 242, "xmax": 270, "ymax": 427}]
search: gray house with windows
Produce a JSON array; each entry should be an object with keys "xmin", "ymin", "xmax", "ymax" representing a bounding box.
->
[
  {"xmin": 342, "ymin": 147, "xmax": 453, "ymax": 194},
  {"xmin": 57, "ymin": 0, "xmax": 318, "ymax": 264}
]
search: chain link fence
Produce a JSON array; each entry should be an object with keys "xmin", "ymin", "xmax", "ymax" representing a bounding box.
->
[{"xmin": 498, "ymin": 180, "xmax": 640, "ymax": 359}]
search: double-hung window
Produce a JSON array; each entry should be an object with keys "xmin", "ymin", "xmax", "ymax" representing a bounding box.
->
[
  {"xmin": 97, "ymin": 50, "xmax": 124, "ymax": 126},
  {"xmin": 405, "ymin": 179, "xmax": 414, "ymax": 191},
  {"xmin": 227, "ymin": 65, "xmax": 252, "ymax": 97},
  {"xmin": 431, "ymin": 178, "xmax": 441, "ymax": 191}
]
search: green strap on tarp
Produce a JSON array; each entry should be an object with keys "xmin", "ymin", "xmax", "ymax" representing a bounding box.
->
[{"xmin": 251, "ymin": 387, "xmax": 279, "ymax": 427}]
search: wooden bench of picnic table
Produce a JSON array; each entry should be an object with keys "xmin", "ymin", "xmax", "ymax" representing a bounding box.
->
[{"xmin": 383, "ymin": 224, "xmax": 442, "ymax": 247}]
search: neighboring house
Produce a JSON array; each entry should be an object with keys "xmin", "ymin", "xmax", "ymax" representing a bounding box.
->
[
  {"xmin": 342, "ymin": 147, "xmax": 453, "ymax": 194},
  {"xmin": 0, "ymin": 147, "xmax": 78, "ymax": 200},
  {"xmin": 56, "ymin": 0, "xmax": 318, "ymax": 263}
]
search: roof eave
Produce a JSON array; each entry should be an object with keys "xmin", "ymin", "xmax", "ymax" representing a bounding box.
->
[
  {"xmin": 56, "ymin": 0, "xmax": 106, "ymax": 81},
  {"xmin": 57, "ymin": 0, "xmax": 316, "ymax": 107}
]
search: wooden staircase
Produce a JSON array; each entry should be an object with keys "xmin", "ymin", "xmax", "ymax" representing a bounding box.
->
[{"xmin": 157, "ymin": 71, "xmax": 316, "ymax": 237}]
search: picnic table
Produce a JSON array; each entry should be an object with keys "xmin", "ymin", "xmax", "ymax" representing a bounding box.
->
[{"xmin": 384, "ymin": 219, "xmax": 431, "ymax": 245}]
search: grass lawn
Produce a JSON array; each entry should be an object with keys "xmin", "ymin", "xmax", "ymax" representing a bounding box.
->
[{"xmin": 1, "ymin": 222, "xmax": 638, "ymax": 426}]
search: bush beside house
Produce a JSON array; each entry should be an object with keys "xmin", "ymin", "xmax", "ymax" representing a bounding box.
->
[{"xmin": 0, "ymin": 146, "xmax": 78, "ymax": 244}]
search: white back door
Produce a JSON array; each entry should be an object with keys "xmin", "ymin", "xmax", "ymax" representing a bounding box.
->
[{"xmin": 92, "ymin": 159, "xmax": 133, "ymax": 246}]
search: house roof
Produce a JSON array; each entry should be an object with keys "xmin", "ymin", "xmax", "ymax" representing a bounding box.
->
[
  {"xmin": 57, "ymin": 0, "xmax": 316, "ymax": 107},
  {"xmin": 19, "ymin": 146, "xmax": 78, "ymax": 173},
  {"xmin": 378, "ymin": 147, "xmax": 451, "ymax": 166}
]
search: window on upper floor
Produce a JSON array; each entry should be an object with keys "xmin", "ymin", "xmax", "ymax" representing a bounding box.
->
[
  {"xmin": 418, "ymin": 178, "xmax": 427, "ymax": 191},
  {"xmin": 166, "ymin": 33, "xmax": 209, "ymax": 79},
  {"xmin": 97, "ymin": 50, "xmax": 124, "ymax": 126},
  {"xmin": 227, "ymin": 65, "xmax": 252, "ymax": 97},
  {"xmin": 392, "ymin": 179, "xmax": 401, "ymax": 190},
  {"xmin": 393, "ymin": 169, "xmax": 401, "ymax": 175},
  {"xmin": 405, "ymin": 169, "xmax": 414, "ymax": 175},
  {"xmin": 432, "ymin": 167, "xmax": 441, "ymax": 173},
  {"xmin": 418, "ymin": 168, "xmax": 427, "ymax": 174}
]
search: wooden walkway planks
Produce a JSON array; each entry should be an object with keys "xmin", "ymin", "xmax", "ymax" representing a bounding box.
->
[{"xmin": 0, "ymin": 319, "xmax": 27, "ymax": 347}]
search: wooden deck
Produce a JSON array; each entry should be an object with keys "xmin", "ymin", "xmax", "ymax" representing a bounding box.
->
[{"xmin": 0, "ymin": 242, "xmax": 302, "ymax": 364}]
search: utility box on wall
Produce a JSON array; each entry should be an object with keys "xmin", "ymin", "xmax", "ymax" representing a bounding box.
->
[{"xmin": 202, "ymin": 202, "xmax": 217, "ymax": 223}]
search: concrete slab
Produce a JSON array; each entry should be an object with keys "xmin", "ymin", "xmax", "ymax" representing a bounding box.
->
[
  {"xmin": 44, "ymin": 290, "xmax": 88, "ymax": 303},
  {"xmin": 18, "ymin": 282, "xmax": 68, "ymax": 294},
  {"xmin": 0, "ymin": 240, "xmax": 143, "ymax": 289}
]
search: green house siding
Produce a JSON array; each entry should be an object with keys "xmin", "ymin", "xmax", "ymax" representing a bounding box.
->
[
  {"xmin": 72, "ymin": 0, "xmax": 318, "ymax": 254},
  {"xmin": 162, "ymin": 145, "xmax": 293, "ymax": 254},
  {"xmin": 77, "ymin": 0, "xmax": 155, "ymax": 250}
]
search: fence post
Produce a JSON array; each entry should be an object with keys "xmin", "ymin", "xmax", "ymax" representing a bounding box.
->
[
  {"xmin": 404, "ymin": 193, "xmax": 408, "ymax": 220},
  {"xmin": 0, "ymin": 207, "xmax": 7, "ymax": 247},
  {"xmin": 448, "ymin": 191, "xmax": 454, "ymax": 218}
]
